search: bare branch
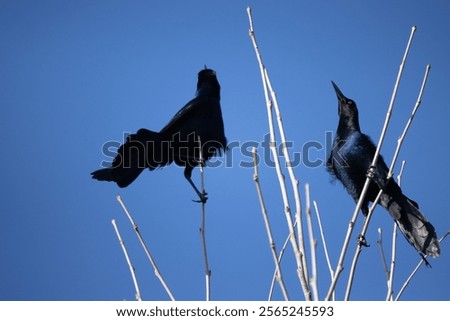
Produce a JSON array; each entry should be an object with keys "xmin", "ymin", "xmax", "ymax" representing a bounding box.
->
[
  {"xmin": 385, "ymin": 223, "xmax": 398, "ymax": 301},
  {"xmin": 116, "ymin": 195, "xmax": 175, "ymax": 301},
  {"xmin": 385, "ymin": 160, "xmax": 405, "ymax": 300},
  {"xmin": 397, "ymin": 160, "xmax": 407, "ymax": 187},
  {"xmin": 197, "ymin": 135, "xmax": 211, "ymax": 301},
  {"xmin": 268, "ymin": 222, "xmax": 295, "ymax": 300},
  {"xmin": 377, "ymin": 228, "xmax": 390, "ymax": 281},
  {"xmin": 344, "ymin": 190, "xmax": 382, "ymax": 300},
  {"xmin": 247, "ymin": 6, "xmax": 311, "ymax": 300},
  {"xmin": 252, "ymin": 148, "xmax": 290, "ymax": 301},
  {"xmin": 313, "ymin": 200, "xmax": 335, "ymax": 300},
  {"xmin": 305, "ymin": 184, "xmax": 319, "ymax": 300},
  {"xmin": 264, "ymin": 69, "xmax": 307, "ymax": 279},
  {"xmin": 111, "ymin": 219, "xmax": 142, "ymax": 301},
  {"xmin": 388, "ymin": 65, "xmax": 431, "ymax": 177}
]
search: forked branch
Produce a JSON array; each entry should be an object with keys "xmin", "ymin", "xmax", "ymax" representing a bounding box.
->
[
  {"xmin": 252, "ymin": 148, "xmax": 289, "ymax": 300},
  {"xmin": 116, "ymin": 195, "xmax": 175, "ymax": 301},
  {"xmin": 111, "ymin": 219, "xmax": 142, "ymax": 301},
  {"xmin": 247, "ymin": 6, "xmax": 310, "ymax": 300}
]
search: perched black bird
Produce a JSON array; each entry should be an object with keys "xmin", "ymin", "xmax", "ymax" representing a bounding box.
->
[
  {"xmin": 91, "ymin": 68, "xmax": 227, "ymax": 203},
  {"xmin": 327, "ymin": 81, "xmax": 440, "ymax": 258}
]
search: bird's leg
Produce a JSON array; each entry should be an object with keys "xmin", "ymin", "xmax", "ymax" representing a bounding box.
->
[
  {"xmin": 186, "ymin": 176, "xmax": 208, "ymax": 203},
  {"xmin": 184, "ymin": 166, "xmax": 208, "ymax": 203}
]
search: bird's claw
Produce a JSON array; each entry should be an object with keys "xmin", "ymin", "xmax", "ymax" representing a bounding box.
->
[
  {"xmin": 192, "ymin": 192, "xmax": 208, "ymax": 204},
  {"xmin": 420, "ymin": 254, "xmax": 432, "ymax": 268},
  {"xmin": 366, "ymin": 166, "xmax": 376, "ymax": 179},
  {"xmin": 357, "ymin": 234, "xmax": 370, "ymax": 247}
]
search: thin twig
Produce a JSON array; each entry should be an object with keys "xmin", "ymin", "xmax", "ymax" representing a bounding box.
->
[
  {"xmin": 197, "ymin": 135, "xmax": 211, "ymax": 301},
  {"xmin": 325, "ymin": 26, "xmax": 417, "ymax": 300},
  {"xmin": 388, "ymin": 65, "xmax": 431, "ymax": 176},
  {"xmin": 264, "ymin": 69, "xmax": 307, "ymax": 279},
  {"xmin": 397, "ymin": 160, "xmax": 406, "ymax": 187},
  {"xmin": 247, "ymin": 6, "xmax": 311, "ymax": 300},
  {"xmin": 386, "ymin": 223, "xmax": 398, "ymax": 301},
  {"xmin": 305, "ymin": 184, "xmax": 318, "ymax": 300},
  {"xmin": 344, "ymin": 190, "xmax": 382, "ymax": 300},
  {"xmin": 377, "ymin": 228, "xmax": 390, "ymax": 281},
  {"xmin": 111, "ymin": 219, "xmax": 142, "ymax": 301},
  {"xmin": 252, "ymin": 148, "xmax": 290, "ymax": 301},
  {"xmin": 116, "ymin": 195, "xmax": 175, "ymax": 301},
  {"xmin": 313, "ymin": 200, "xmax": 335, "ymax": 300},
  {"xmin": 385, "ymin": 160, "xmax": 406, "ymax": 300},
  {"xmin": 268, "ymin": 223, "xmax": 295, "ymax": 300},
  {"xmin": 395, "ymin": 230, "xmax": 450, "ymax": 301}
]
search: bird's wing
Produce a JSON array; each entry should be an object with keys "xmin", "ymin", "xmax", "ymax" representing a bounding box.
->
[{"xmin": 160, "ymin": 95, "xmax": 207, "ymax": 134}]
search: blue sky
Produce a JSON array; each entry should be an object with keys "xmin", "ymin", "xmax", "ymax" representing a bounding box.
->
[{"xmin": 1, "ymin": 0, "xmax": 449, "ymax": 300}]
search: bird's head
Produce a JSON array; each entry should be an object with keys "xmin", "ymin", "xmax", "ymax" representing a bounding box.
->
[
  {"xmin": 198, "ymin": 67, "xmax": 216, "ymax": 79},
  {"xmin": 331, "ymin": 81, "xmax": 360, "ymax": 131},
  {"xmin": 196, "ymin": 67, "xmax": 220, "ymax": 96}
]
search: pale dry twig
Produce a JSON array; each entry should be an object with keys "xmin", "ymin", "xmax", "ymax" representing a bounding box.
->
[
  {"xmin": 111, "ymin": 219, "xmax": 142, "ymax": 301},
  {"xmin": 116, "ymin": 195, "xmax": 175, "ymax": 301},
  {"xmin": 247, "ymin": 6, "xmax": 310, "ymax": 300},
  {"xmin": 252, "ymin": 147, "xmax": 289, "ymax": 301},
  {"xmin": 197, "ymin": 135, "xmax": 211, "ymax": 301}
]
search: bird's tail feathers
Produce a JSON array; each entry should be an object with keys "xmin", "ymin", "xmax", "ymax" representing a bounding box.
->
[
  {"xmin": 91, "ymin": 129, "xmax": 170, "ymax": 188},
  {"xmin": 381, "ymin": 191, "xmax": 440, "ymax": 258}
]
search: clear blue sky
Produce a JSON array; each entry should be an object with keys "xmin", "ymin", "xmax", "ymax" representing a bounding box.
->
[{"xmin": 1, "ymin": 0, "xmax": 448, "ymax": 300}]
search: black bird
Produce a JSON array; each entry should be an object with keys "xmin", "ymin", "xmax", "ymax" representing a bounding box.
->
[
  {"xmin": 91, "ymin": 68, "xmax": 227, "ymax": 203},
  {"xmin": 327, "ymin": 81, "xmax": 440, "ymax": 258}
]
